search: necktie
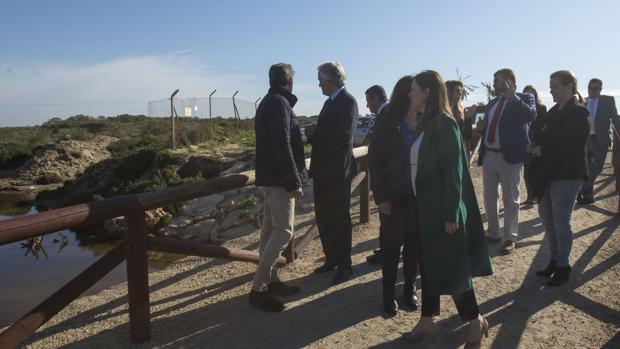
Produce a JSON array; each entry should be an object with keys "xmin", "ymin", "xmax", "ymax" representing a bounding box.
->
[{"xmin": 487, "ymin": 97, "xmax": 505, "ymax": 144}]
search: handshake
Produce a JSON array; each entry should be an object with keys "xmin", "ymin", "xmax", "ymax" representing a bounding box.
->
[{"xmin": 527, "ymin": 143, "xmax": 542, "ymax": 156}]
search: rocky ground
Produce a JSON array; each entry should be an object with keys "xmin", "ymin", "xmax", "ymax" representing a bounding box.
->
[
  {"xmin": 0, "ymin": 135, "xmax": 117, "ymax": 191},
  {"xmin": 5, "ymin": 155, "xmax": 620, "ymax": 349}
]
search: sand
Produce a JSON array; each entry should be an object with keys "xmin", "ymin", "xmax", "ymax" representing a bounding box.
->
[{"xmin": 10, "ymin": 155, "xmax": 620, "ymax": 349}]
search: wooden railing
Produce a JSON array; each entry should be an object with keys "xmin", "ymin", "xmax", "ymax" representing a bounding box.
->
[{"xmin": 0, "ymin": 147, "xmax": 370, "ymax": 348}]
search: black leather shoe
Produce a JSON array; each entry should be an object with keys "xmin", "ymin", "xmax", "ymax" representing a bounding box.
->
[
  {"xmin": 373, "ymin": 248, "xmax": 381, "ymax": 256},
  {"xmin": 314, "ymin": 262, "xmax": 336, "ymax": 274},
  {"xmin": 384, "ymin": 299, "xmax": 398, "ymax": 316},
  {"xmin": 331, "ymin": 267, "xmax": 352, "ymax": 285},
  {"xmin": 547, "ymin": 266, "xmax": 571, "ymax": 286},
  {"xmin": 536, "ymin": 260, "xmax": 557, "ymax": 277},
  {"xmin": 403, "ymin": 283, "xmax": 420, "ymax": 310},
  {"xmin": 249, "ymin": 290, "xmax": 284, "ymax": 312},
  {"xmin": 268, "ymin": 281, "xmax": 301, "ymax": 296},
  {"xmin": 403, "ymin": 293, "xmax": 420, "ymax": 310},
  {"xmin": 366, "ymin": 253, "xmax": 382, "ymax": 264}
]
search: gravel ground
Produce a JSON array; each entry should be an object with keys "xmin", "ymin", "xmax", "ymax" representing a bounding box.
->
[{"xmin": 8, "ymin": 156, "xmax": 620, "ymax": 349}]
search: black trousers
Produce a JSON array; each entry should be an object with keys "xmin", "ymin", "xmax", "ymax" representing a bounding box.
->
[
  {"xmin": 313, "ymin": 177, "xmax": 352, "ymax": 269},
  {"xmin": 410, "ymin": 198, "xmax": 480, "ymax": 322},
  {"xmin": 380, "ymin": 194, "xmax": 418, "ymax": 301}
]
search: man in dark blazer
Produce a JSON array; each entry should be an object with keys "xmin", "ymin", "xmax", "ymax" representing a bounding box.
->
[
  {"xmin": 477, "ymin": 68, "xmax": 536, "ymax": 254},
  {"xmin": 578, "ymin": 78, "xmax": 620, "ymax": 204},
  {"xmin": 364, "ymin": 84, "xmax": 388, "ymax": 264},
  {"xmin": 309, "ymin": 61, "xmax": 358, "ymax": 285}
]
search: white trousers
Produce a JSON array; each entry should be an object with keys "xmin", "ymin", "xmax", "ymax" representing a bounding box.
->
[{"xmin": 482, "ymin": 151, "xmax": 522, "ymax": 241}]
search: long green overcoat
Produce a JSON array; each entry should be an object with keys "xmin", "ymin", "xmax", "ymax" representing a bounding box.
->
[{"xmin": 415, "ymin": 113, "xmax": 492, "ymax": 295}]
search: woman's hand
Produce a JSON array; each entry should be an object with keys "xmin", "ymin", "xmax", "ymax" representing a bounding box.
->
[
  {"xmin": 378, "ymin": 201, "xmax": 392, "ymax": 216},
  {"xmin": 445, "ymin": 222, "xmax": 459, "ymax": 235}
]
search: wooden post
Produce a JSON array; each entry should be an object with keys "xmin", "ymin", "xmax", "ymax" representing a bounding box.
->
[
  {"xmin": 125, "ymin": 211, "xmax": 151, "ymax": 344},
  {"xmin": 283, "ymin": 237, "xmax": 295, "ymax": 264},
  {"xmin": 359, "ymin": 156, "xmax": 370, "ymax": 224}
]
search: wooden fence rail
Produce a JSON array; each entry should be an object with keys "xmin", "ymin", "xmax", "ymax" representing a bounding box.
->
[{"xmin": 0, "ymin": 147, "xmax": 370, "ymax": 348}]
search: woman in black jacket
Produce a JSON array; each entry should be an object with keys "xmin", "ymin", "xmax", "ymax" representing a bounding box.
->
[
  {"xmin": 528, "ymin": 70, "xmax": 589, "ymax": 286},
  {"xmin": 368, "ymin": 75, "xmax": 419, "ymax": 315},
  {"xmin": 522, "ymin": 85, "xmax": 547, "ymax": 205}
]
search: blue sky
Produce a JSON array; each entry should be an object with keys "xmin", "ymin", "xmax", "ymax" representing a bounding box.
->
[{"xmin": 1, "ymin": 0, "xmax": 619, "ymax": 126}]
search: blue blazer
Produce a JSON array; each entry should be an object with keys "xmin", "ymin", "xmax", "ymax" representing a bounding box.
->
[{"xmin": 477, "ymin": 92, "xmax": 537, "ymax": 165}]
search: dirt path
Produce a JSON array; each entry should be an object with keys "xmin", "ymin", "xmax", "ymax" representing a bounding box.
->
[{"xmin": 13, "ymin": 156, "xmax": 620, "ymax": 349}]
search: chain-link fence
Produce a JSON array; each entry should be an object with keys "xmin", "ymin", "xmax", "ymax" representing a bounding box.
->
[{"xmin": 147, "ymin": 97, "xmax": 256, "ymax": 119}]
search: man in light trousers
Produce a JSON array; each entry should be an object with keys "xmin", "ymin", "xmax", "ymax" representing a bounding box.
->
[{"xmin": 250, "ymin": 63, "xmax": 306, "ymax": 312}]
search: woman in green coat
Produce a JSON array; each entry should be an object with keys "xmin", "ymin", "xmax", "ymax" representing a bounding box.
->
[{"xmin": 403, "ymin": 70, "xmax": 492, "ymax": 345}]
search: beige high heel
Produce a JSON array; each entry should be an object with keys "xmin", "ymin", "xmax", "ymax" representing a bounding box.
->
[
  {"xmin": 466, "ymin": 314, "xmax": 489, "ymax": 345},
  {"xmin": 402, "ymin": 316, "xmax": 439, "ymax": 343}
]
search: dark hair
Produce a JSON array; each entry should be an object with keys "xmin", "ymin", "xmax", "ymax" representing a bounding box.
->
[
  {"xmin": 550, "ymin": 70, "xmax": 584, "ymax": 104},
  {"xmin": 365, "ymin": 85, "xmax": 387, "ymax": 102},
  {"xmin": 522, "ymin": 85, "xmax": 542, "ymax": 106},
  {"xmin": 589, "ymin": 78, "xmax": 603, "ymax": 88},
  {"xmin": 494, "ymin": 68, "xmax": 516, "ymax": 87},
  {"xmin": 269, "ymin": 63, "xmax": 294, "ymax": 87},
  {"xmin": 384, "ymin": 75, "xmax": 414, "ymax": 118},
  {"xmin": 413, "ymin": 70, "xmax": 452, "ymax": 130}
]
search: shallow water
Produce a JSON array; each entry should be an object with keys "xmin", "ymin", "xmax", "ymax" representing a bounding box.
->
[{"xmin": 0, "ymin": 194, "xmax": 183, "ymax": 327}]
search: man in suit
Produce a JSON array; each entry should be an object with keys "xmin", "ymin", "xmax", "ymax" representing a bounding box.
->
[
  {"xmin": 578, "ymin": 78, "xmax": 620, "ymax": 204},
  {"xmin": 309, "ymin": 61, "xmax": 358, "ymax": 285},
  {"xmin": 477, "ymin": 68, "xmax": 536, "ymax": 254},
  {"xmin": 364, "ymin": 84, "xmax": 388, "ymax": 265},
  {"xmin": 250, "ymin": 63, "xmax": 306, "ymax": 312}
]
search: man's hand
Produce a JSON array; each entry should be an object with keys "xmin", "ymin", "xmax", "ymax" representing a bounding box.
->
[
  {"xmin": 378, "ymin": 201, "xmax": 392, "ymax": 215},
  {"xmin": 503, "ymin": 80, "xmax": 516, "ymax": 100},
  {"xmin": 292, "ymin": 187, "xmax": 304, "ymax": 198},
  {"xmin": 465, "ymin": 105, "xmax": 478, "ymax": 120},
  {"xmin": 445, "ymin": 222, "xmax": 459, "ymax": 235}
]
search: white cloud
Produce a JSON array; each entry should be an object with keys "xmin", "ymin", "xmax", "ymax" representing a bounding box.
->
[{"xmin": 0, "ymin": 53, "xmax": 261, "ymax": 126}]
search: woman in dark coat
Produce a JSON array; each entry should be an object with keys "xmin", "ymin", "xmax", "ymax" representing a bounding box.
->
[
  {"xmin": 368, "ymin": 75, "xmax": 420, "ymax": 316},
  {"xmin": 528, "ymin": 70, "xmax": 589, "ymax": 286},
  {"xmin": 403, "ymin": 70, "xmax": 492, "ymax": 345},
  {"xmin": 522, "ymin": 85, "xmax": 548, "ymax": 205}
]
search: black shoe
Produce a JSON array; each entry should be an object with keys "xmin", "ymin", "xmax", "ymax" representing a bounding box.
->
[
  {"xmin": 536, "ymin": 260, "xmax": 557, "ymax": 277},
  {"xmin": 268, "ymin": 281, "xmax": 301, "ymax": 296},
  {"xmin": 314, "ymin": 262, "xmax": 336, "ymax": 274},
  {"xmin": 547, "ymin": 266, "xmax": 571, "ymax": 286},
  {"xmin": 502, "ymin": 240, "xmax": 516, "ymax": 254},
  {"xmin": 366, "ymin": 253, "xmax": 382, "ymax": 264},
  {"xmin": 331, "ymin": 267, "xmax": 353, "ymax": 285},
  {"xmin": 373, "ymin": 248, "xmax": 381, "ymax": 256},
  {"xmin": 383, "ymin": 299, "xmax": 398, "ymax": 316},
  {"xmin": 403, "ymin": 283, "xmax": 420, "ymax": 310},
  {"xmin": 249, "ymin": 290, "xmax": 284, "ymax": 312}
]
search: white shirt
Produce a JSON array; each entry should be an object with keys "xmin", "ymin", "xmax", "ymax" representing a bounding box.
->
[
  {"xmin": 484, "ymin": 98, "xmax": 508, "ymax": 149},
  {"xmin": 330, "ymin": 86, "xmax": 345, "ymax": 100},
  {"xmin": 377, "ymin": 102, "xmax": 388, "ymax": 115},
  {"xmin": 409, "ymin": 132, "xmax": 424, "ymax": 196},
  {"xmin": 587, "ymin": 97, "xmax": 599, "ymax": 135}
]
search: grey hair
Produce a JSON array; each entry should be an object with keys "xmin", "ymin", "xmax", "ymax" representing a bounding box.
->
[
  {"xmin": 317, "ymin": 61, "xmax": 346, "ymax": 87},
  {"xmin": 269, "ymin": 63, "xmax": 295, "ymax": 87}
]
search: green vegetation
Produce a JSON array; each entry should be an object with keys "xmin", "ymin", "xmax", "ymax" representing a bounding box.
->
[{"xmin": 3, "ymin": 114, "xmax": 318, "ymax": 207}]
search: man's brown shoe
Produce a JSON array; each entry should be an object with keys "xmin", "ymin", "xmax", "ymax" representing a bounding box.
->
[{"xmin": 502, "ymin": 240, "xmax": 516, "ymax": 254}]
